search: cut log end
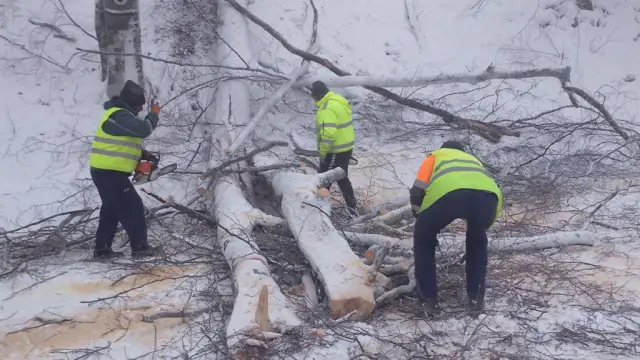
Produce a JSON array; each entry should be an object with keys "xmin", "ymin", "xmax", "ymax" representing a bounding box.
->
[
  {"xmin": 317, "ymin": 187, "xmax": 330, "ymax": 197},
  {"xmin": 255, "ymin": 284, "xmax": 272, "ymax": 332},
  {"xmin": 329, "ymin": 296, "xmax": 375, "ymax": 321}
]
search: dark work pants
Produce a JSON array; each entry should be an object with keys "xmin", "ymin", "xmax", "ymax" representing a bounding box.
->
[
  {"xmin": 90, "ymin": 168, "xmax": 149, "ymax": 252},
  {"xmin": 319, "ymin": 149, "xmax": 357, "ymax": 211},
  {"xmin": 413, "ymin": 189, "xmax": 498, "ymax": 302}
]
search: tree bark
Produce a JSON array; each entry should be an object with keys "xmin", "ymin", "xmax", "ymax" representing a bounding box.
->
[
  {"xmin": 94, "ymin": 0, "xmax": 145, "ymax": 96},
  {"xmin": 266, "ymin": 167, "xmax": 377, "ymax": 320}
]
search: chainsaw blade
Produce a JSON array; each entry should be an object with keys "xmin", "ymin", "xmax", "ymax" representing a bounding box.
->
[{"xmin": 148, "ymin": 163, "xmax": 178, "ymax": 181}]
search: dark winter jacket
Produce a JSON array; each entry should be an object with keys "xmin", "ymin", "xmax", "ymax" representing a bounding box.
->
[{"xmin": 101, "ymin": 97, "xmax": 159, "ymax": 138}]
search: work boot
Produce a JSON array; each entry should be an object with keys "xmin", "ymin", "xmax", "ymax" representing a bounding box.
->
[
  {"xmin": 467, "ymin": 295, "xmax": 485, "ymax": 317},
  {"xmin": 93, "ymin": 249, "xmax": 125, "ymax": 260},
  {"xmin": 420, "ymin": 297, "xmax": 442, "ymax": 318},
  {"xmin": 131, "ymin": 245, "xmax": 163, "ymax": 259}
]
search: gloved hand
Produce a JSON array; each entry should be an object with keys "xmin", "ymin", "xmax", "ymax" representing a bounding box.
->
[
  {"xmin": 150, "ymin": 99, "xmax": 160, "ymax": 114},
  {"xmin": 141, "ymin": 150, "xmax": 159, "ymax": 163},
  {"xmin": 411, "ymin": 205, "xmax": 421, "ymax": 218}
]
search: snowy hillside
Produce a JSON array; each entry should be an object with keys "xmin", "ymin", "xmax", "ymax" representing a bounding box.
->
[{"xmin": 1, "ymin": 0, "xmax": 640, "ymax": 359}]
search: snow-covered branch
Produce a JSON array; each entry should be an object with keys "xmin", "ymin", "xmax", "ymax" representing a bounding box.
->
[
  {"xmin": 439, "ymin": 231, "xmax": 596, "ymax": 257},
  {"xmin": 296, "ymin": 66, "xmax": 571, "ymax": 89},
  {"xmin": 222, "ymin": 0, "xmax": 519, "ymax": 142}
]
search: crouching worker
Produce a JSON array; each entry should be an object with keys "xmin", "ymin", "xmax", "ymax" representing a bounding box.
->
[
  {"xmin": 409, "ymin": 140, "xmax": 502, "ymax": 317},
  {"xmin": 89, "ymin": 80, "xmax": 162, "ymax": 259}
]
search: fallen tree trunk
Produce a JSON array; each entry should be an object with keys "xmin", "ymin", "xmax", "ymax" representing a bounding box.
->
[
  {"xmin": 265, "ymin": 165, "xmax": 377, "ymax": 320},
  {"xmin": 213, "ymin": 178, "xmax": 302, "ymax": 349},
  {"xmin": 295, "ymin": 66, "xmax": 571, "ymax": 89},
  {"xmin": 204, "ymin": 0, "xmax": 301, "ymax": 354}
]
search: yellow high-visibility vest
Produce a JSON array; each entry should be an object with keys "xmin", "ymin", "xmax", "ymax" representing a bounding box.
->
[
  {"xmin": 89, "ymin": 107, "xmax": 143, "ymax": 173},
  {"xmin": 420, "ymin": 148, "xmax": 503, "ymax": 225}
]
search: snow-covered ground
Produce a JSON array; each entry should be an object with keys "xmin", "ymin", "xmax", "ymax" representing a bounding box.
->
[{"xmin": 1, "ymin": 0, "xmax": 640, "ymax": 358}]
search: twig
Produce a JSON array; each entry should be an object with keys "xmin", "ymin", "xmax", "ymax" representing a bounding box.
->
[
  {"xmin": 0, "ymin": 208, "xmax": 95, "ymax": 236},
  {"xmin": 586, "ymin": 137, "xmax": 638, "ymax": 176},
  {"xmin": 5, "ymin": 316, "xmax": 73, "ymax": 335},
  {"xmin": 74, "ymin": 48, "xmax": 284, "ymax": 79},
  {"xmin": 3, "ymin": 271, "xmax": 69, "ymax": 300},
  {"xmin": 200, "ymin": 141, "xmax": 288, "ymax": 180},
  {"xmin": 141, "ymin": 307, "xmax": 210, "ymax": 323},
  {"xmin": 581, "ymin": 190, "xmax": 620, "ymax": 230},
  {"xmin": 28, "ymin": 18, "xmax": 77, "ymax": 43},
  {"xmin": 54, "ymin": 0, "xmax": 97, "ymax": 40},
  {"xmin": 141, "ymin": 189, "xmax": 217, "ymax": 226},
  {"xmin": 0, "ymin": 34, "xmax": 70, "ymax": 71}
]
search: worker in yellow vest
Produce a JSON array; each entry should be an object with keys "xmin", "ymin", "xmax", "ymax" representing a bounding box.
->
[
  {"xmin": 311, "ymin": 81, "xmax": 358, "ymax": 217},
  {"xmin": 89, "ymin": 80, "xmax": 162, "ymax": 259},
  {"xmin": 409, "ymin": 140, "xmax": 502, "ymax": 317}
]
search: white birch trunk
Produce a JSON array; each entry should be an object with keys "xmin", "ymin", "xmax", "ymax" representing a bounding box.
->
[
  {"xmin": 95, "ymin": 0, "xmax": 144, "ymax": 96},
  {"xmin": 213, "ymin": 178, "xmax": 302, "ymax": 350},
  {"xmin": 266, "ymin": 167, "xmax": 376, "ymax": 320},
  {"xmin": 204, "ymin": 0, "xmax": 301, "ymax": 354}
]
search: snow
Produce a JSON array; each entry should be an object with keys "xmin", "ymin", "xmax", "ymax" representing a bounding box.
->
[{"xmin": 2, "ymin": 0, "xmax": 640, "ymax": 358}]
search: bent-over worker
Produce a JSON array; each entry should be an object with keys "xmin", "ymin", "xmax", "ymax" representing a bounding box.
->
[
  {"xmin": 311, "ymin": 81, "xmax": 358, "ymax": 217},
  {"xmin": 409, "ymin": 140, "xmax": 502, "ymax": 316},
  {"xmin": 89, "ymin": 80, "xmax": 162, "ymax": 259}
]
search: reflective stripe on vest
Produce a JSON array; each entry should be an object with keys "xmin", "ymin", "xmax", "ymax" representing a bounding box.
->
[{"xmin": 89, "ymin": 107, "xmax": 143, "ymax": 173}]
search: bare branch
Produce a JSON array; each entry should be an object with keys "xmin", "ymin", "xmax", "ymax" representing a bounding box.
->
[
  {"xmin": 28, "ymin": 18, "xmax": 77, "ymax": 43},
  {"xmin": 223, "ymin": 0, "xmax": 519, "ymax": 142},
  {"xmin": 564, "ymin": 85, "xmax": 630, "ymax": 141}
]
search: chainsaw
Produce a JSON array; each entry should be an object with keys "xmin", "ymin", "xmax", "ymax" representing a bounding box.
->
[
  {"xmin": 132, "ymin": 152, "xmax": 178, "ymax": 185},
  {"xmin": 293, "ymin": 148, "xmax": 359, "ymax": 165}
]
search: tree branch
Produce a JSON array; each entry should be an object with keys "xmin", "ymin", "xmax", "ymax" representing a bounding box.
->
[
  {"xmin": 223, "ymin": 0, "xmax": 520, "ymax": 142},
  {"xmin": 563, "ymin": 85, "xmax": 630, "ymax": 141},
  {"xmin": 296, "ymin": 66, "xmax": 571, "ymax": 89},
  {"xmin": 199, "ymin": 141, "xmax": 289, "ymax": 180}
]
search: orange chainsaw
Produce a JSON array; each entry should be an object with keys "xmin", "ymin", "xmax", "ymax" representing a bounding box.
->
[{"xmin": 132, "ymin": 152, "xmax": 177, "ymax": 185}]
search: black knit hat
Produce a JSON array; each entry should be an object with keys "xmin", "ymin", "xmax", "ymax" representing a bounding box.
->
[
  {"xmin": 311, "ymin": 81, "xmax": 329, "ymax": 99},
  {"xmin": 120, "ymin": 80, "xmax": 146, "ymax": 108},
  {"xmin": 441, "ymin": 140, "xmax": 465, "ymax": 152}
]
